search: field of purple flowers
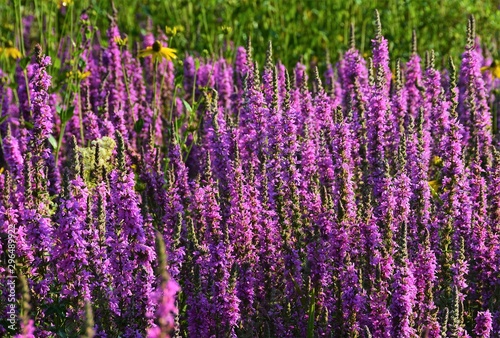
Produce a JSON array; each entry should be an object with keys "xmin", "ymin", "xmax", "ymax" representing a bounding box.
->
[{"xmin": 1, "ymin": 9, "xmax": 500, "ymax": 338}]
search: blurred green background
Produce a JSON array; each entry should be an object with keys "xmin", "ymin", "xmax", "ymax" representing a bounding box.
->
[{"xmin": 1, "ymin": 0, "xmax": 499, "ymax": 69}]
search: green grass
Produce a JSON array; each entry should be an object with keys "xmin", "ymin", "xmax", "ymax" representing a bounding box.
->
[{"xmin": 1, "ymin": 0, "xmax": 499, "ymax": 72}]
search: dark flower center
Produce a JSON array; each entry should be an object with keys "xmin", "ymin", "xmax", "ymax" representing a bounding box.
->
[{"xmin": 152, "ymin": 41, "xmax": 162, "ymax": 52}]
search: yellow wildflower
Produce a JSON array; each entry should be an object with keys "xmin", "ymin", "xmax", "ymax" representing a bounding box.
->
[
  {"xmin": 114, "ymin": 36, "xmax": 128, "ymax": 47},
  {"xmin": 3, "ymin": 23, "xmax": 14, "ymax": 31},
  {"xmin": 481, "ymin": 60, "xmax": 500, "ymax": 79},
  {"xmin": 165, "ymin": 26, "xmax": 183, "ymax": 37},
  {"xmin": 78, "ymin": 71, "xmax": 91, "ymax": 80},
  {"xmin": 138, "ymin": 40, "xmax": 177, "ymax": 62},
  {"xmin": 0, "ymin": 47, "xmax": 22, "ymax": 60},
  {"xmin": 429, "ymin": 179, "xmax": 441, "ymax": 194},
  {"xmin": 56, "ymin": 0, "xmax": 73, "ymax": 8},
  {"xmin": 432, "ymin": 156, "xmax": 443, "ymax": 167},
  {"xmin": 67, "ymin": 70, "xmax": 92, "ymax": 81},
  {"xmin": 221, "ymin": 26, "xmax": 233, "ymax": 35}
]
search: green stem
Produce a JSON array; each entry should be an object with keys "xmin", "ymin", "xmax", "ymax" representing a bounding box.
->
[
  {"xmin": 55, "ymin": 122, "xmax": 67, "ymax": 165},
  {"xmin": 15, "ymin": 0, "xmax": 25, "ymax": 56},
  {"xmin": 152, "ymin": 59, "xmax": 159, "ymax": 126},
  {"xmin": 191, "ymin": 71, "xmax": 197, "ymax": 110},
  {"xmin": 70, "ymin": 3, "xmax": 74, "ymax": 56},
  {"xmin": 23, "ymin": 70, "xmax": 32, "ymax": 118},
  {"xmin": 78, "ymin": 84, "xmax": 84, "ymax": 144},
  {"xmin": 121, "ymin": 47, "xmax": 136, "ymax": 120},
  {"xmin": 168, "ymin": 85, "xmax": 178, "ymax": 123}
]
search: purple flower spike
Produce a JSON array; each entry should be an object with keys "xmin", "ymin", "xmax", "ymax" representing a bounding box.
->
[
  {"xmin": 474, "ymin": 310, "xmax": 493, "ymax": 338},
  {"xmin": 30, "ymin": 45, "xmax": 53, "ymax": 147}
]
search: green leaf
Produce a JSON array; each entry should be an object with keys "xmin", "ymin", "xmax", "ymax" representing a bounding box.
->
[
  {"xmin": 57, "ymin": 329, "xmax": 67, "ymax": 338},
  {"xmin": 19, "ymin": 56, "xmax": 30, "ymax": 70},
  {"xmin": 78, "ymin": 57, "xmax": 87, "ymax": 69},
  {"xmin": 23, "ymin": 121, "xmax": 34, "ymax": 129},
  {"xmin": 182, "ymin": 99, "xmax": 193, "ymax": 113},
  {"xmin": 60, "ymin": 106, "xmax": 75, "ymax": 124},
  {"xmin": 52, "ymin": 57, "xmax": 62, "ymax": 71},
  {"xmin": 48, "ymin": 134, "xmax": 57, "ymax": 149},
  {"xmin": 134, "ymin": 118, "xmax": 144, "ymax": 133},
  {"xmin": 175, "ymin": 116, "xmax": 183, "ymax": 132},
  {"xmin": 0, "ymin": 114, "xmax": 8, "ymax": 125},
  {"xmin": 307, "ymin": 288, "xmax": 316, "ymax": 338}
]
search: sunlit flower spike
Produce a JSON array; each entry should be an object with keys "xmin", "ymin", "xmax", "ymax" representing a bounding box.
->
[{"xmin": 138, "ymin": 40, "xmax": 177, "ymax": 62}]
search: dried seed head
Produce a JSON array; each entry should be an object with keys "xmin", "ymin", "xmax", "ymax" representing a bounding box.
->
[
  {"xmin": 271, "ymin": 66, "xmax": 279, "ymax": 111},
  {"xmin": 246, "ymin": 35, "xmax": 253, "ymax": 65},
  {"xmin": 466, "ymin": 15, "xmax": 476, "ymax": 50},
  {"xmin": 34, "ymin": 43, "xmax": 43, "ymax": 63},
  {"xmin": 374, "ymin": 10, "xmax": 382, "ymax": 40},
  {"xmin": 284, "ymin": 68, "xmax": 291, "ymax": 111},
  {"xmin": 411, "ymin": 29, "xmax": 417, "ymax": 54},
  {"xmin": 425, "ymin": 50, "xmax": 435, "ymax": 70},
  {"xmin": 349, "ymin": 22, "xmax": 356, "ymax": 49},
  {"xmin": 368, "ymin": 57, "xmax": 375, "ymax": 86},
  {"xmin": 395, "ymin": 59, "xmax": 403, "ymax": 90},
  {"xmin": 265, "ymin": 40, "xmax": 273, "ymax": 71},
  {"xmin": 313, "ymin": 66, "xmax": 323, "ymax": 93},
  {"xmin": 115, "ymin": 131, "xmax": 126, "ymax": 172}
]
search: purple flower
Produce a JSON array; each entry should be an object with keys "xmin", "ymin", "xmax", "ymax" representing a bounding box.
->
[
  {"xmin": 147, "ymin": 233, "xmax": 180, "ymax": 338},
  {"xmin": 107, "ymin": 132, "xmax": 156, "ymax": 334},
  {"xmin": 0, "ymin": 69, "xmax": 18, "ymax": 137},
  {"xmin": 29, "ymin": 45, "xmax": 53, "ymax": 147},
  {"xmin": 14, "ymin": 319, "xmax": 35, "ymax": 338},
  {"xmin": 474, "ymin": 311, "xmax": 493, "ymax": 338},
  {"xmin": 214, "ymin": 58, "xmax": 234, "ymax": 112},
  {"xmin": 51, "ymin": 175, "xmax": 91, "ymax": 302},
  {"xmin": 371, "ymin": 11, "xmax": 391, "ymax": 93},
  {"xmin": 102, "ymin": 21, "xmax": 126, "ymax": 128},
  {"xmin": 2, "ymin": 126, "xmax": 24, "ymax": 181},
  {"xmin": 458, "ymin": 16, "xmax": 492, "ymax": 160},
  {"xmin": 413, "ymin": 230, "xmax": 440, "ymax": 337},
  {"xmin": 405, "ymin": 31, "xmax": 423, "ymax": 121}
]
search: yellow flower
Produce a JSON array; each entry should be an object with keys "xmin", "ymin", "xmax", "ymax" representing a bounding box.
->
[
  {"xmin": 67, "ymin": 70, "xmax": 92, "ymax": 81},
  {"xmin": 56, "ymin": 0, "xmax": 73, "ymax": 9},
  {"xmin": 165, "ymin": 26, "xmax": 183, "ymax": 37},
  {"xmin": 0, "ymin": 47, "xmax": 22, "ymax": 60},
  {"xmin": 3, "ymin": 23, "xmax": 14, "ymax": 31},
  {"xmin": 114, "ymin": 36, "xmax": 128, "ymax": 47},
  {"xmin": 221, "ymin": 26, "xmax": 233, "ymax": 35},
  {"xmin": 481, "ymin": 60, "xmax": 500, "ymax": 79},
  {"xmin": 138, "ymin": 40, "xmax": 177, "ymax": 62},
  {"xmin": 428, "ymin": 179, "xmax": 441, "ymax": 194},
  {"xmin": 78, "ymin": 71, "xmax": 91, "ymax": 80},
  {"xmin": 432, "ymin": 156, "xmax": 443, "ymax": 167}
]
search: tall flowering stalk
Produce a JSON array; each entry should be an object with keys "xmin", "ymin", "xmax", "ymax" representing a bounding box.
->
[
  {"xmin": 390, "ymin": 222, "xmax": 417, "ymax": 338},
  {"xmin": 147, "ymin": 232, "xmax": 180, "ymax": 338},
  {"xmin": 51, "ymin": 138, "xmax": 91, "ymax": 311},
  {"xmin": 107, "ymin": 132, "xmax": 156, "ymax": 335},
  {"xmin": 405, "ymin": 31, "xmax": 423, "ymax": 121},
  {"xmin": 458, "ymin": 16, "xmax": 492, "ymax": 164}
]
